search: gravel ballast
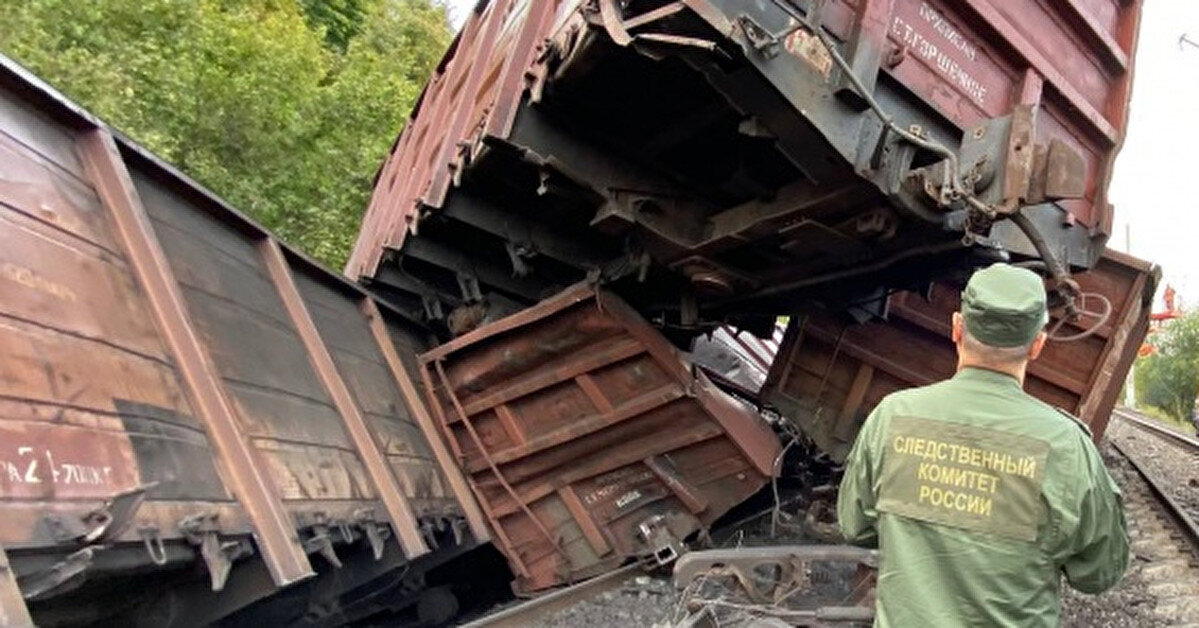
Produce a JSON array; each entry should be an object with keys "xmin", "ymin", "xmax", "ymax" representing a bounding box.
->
[
  {"xmin": 516, "ymin": 435, "xmax": 1184, "ymax": 627},
  {"xmin": 1107, "ymin": 417, "xmax": 1199, "ymax": 522}
]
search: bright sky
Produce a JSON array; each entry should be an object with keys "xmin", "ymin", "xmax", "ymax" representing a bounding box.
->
[
  {"xmin": 1109, "ymin": 1, "xmax": 1199, "ymax": 308},
  {"xmin": 445, "ymin": 0, "xmax": 472, "ymax": 30},
  {"xmin": 442, "ymin": 0, "xmax": 1196, "ymax": 308}
]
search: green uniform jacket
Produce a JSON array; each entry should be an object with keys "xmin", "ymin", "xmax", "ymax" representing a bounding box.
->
[{"xmin": 838, "ymin": 367, "xmax": 1129, "ymax": 627}]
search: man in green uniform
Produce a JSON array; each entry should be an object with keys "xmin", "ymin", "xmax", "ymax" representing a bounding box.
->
[{"xmin": 838, "ymin": 263, "xmax": 1128, "ymax": 626}]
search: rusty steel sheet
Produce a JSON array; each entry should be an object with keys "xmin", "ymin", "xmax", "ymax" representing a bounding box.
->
[
  {"xmin": 0, "ymin": 71, "xmax": 231, "ymax": 529},
  {"xmin": 418, "ymin": 283, "xmax": 781, "ymax": 592},
  {"xmin": 363, "ymin": 298, "xmax": 492, "ymax": 543},
  {"xmin": 0, "ymin": 53, "xmax": 483, "ymax": 625},
  {"xmin": 349, "ymin": 0, "xmax": 565, "ymax": 280},
  {"xmin": 131, "ymin": 164, "xmax": 381, "ymax": 515},
  {"xmin": 348, "ymin": 0, "xmax": 1144, "ymax": 342},
  {"xmin": 762, "ymin": 251, "xmax": 1159, "ymax": 461}
]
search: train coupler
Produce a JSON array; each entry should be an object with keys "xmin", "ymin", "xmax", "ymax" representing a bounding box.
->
[
  {"xmin": 637, "ymin": 515, "xmax": 685, "ymax": 566},
  {"xmin": 671, "ymin": 545, "xmax": 877, "ymax": 626}
]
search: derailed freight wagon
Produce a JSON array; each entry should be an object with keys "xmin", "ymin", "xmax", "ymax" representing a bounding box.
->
[
  {"xmin": 341, "ymin": 0, "xmax": 1152, "ymax": 603},
  {"xmin": 388, "ymin": 244, "xmax": 1158, "ymax": 600},
  {"xmin": 417, "ymin": 284, "xmax": 781, "ymax": 592},
  {"xmin": 0, "ymin": 54, "xmax": 788, "ymax": 625},
  {"xmin": 348, "ymin": 0, "xmax": 1143, "ymax": 342},
  {"xmin": 762, "ymin": 250, "xmax": 1159, "ymax": 461},
  {"xmin": 0, "ymin": 56, "xmax": 492, "ymax": 626}
]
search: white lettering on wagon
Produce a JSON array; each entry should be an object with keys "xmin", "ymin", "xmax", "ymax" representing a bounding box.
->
[
  {"xmin": 615, "ymin": 490, "xmax": 643, "ymax": 510},
  {"xmin": 1, "ymin": 446, "xmax": 112, "ymax": 488},
  {"xmin": 0, "ymin": 262, "xmax": 78, "ymax": 302},
  {"xmin": 891, "ymin": 3, "xmax": 989, "ymax": 107},
  {"xmin": 917, "ymin": 2, "xmax": 978, "ymax": 61},
  {"xmin": 582, "ymin": 469, "xmax": 653, "ymax": 506},
  {"xmin": 17, "ymin": 446, "xmax": 41, "ymax": 483}
]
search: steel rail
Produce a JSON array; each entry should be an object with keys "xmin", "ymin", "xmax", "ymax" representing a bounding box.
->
[
  {"xmin": 1112, "ymin": 408, "xmax": 1199, "ymax": 453},
  {"xmin": 1108, "ymin": 438, "xmax": 1199, "ymax": 561},
  {"xmin": 461, "ymin": 560, "xmax": 650, "ymax": 627}
]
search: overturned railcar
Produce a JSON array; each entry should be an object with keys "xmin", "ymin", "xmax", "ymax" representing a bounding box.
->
[
  {"xmin": 0, "ymin": 51, "xmax": 791, "ymax": 624},
  {"xmin": 762, "ymin": 250, "xmax": 1159, "ymax": 460},
  {"xmin": 417, "ymin": 285, "xmax": 781, "ymax": 592},
  {"xmin": 0, "ymin": 55, "xmax": 490, "ymax": 626},
  {"xmin": 348, "ymin": 0, "xmax": 1142, "ymax": 339}
]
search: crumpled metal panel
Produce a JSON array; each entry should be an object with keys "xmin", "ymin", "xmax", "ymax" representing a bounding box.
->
[
  {"xmin": 347, "ymin": 0, "xmax": 571, "ymax": 279},
  {"xmin": 418, "ymin": 283, "xmax": 781, "ymax": 591},
  {"xmin": 762, "ymin": 251, "xmax": 1159, "ymax": 460},
  {"xmin": 688, "ymin": 324, "xmax": 785, "ymax": 399}
]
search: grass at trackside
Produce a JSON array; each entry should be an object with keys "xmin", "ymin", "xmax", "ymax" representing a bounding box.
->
[{"xmin": 1126, "ymin": 404, "xmax": 1198, "ymax": 436}]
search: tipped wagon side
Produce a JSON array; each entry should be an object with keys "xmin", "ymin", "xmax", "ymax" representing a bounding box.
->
[
  {"xmin": 348, "ymin": 0, "xmax": 1144, "ymax": 342},
  {"xmin": 0, "ymin": 54, "xmax": 489, "ymax": 626},
  {"xmin": 761, "ymin": 250, "xmax": 1159, "ymax": 461},
  {"xmin": 416, "ymin": 284, "xmax": 781, "ymax": 592}
]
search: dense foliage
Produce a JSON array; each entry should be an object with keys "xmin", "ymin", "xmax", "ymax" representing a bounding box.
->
[
  {"xmin": 0, "ymin": 0, "xmax": 451, "ymax": 267},
  {"xmin": 1135, "ymin": 310, "xmax": 1199, "ymax": 423}
]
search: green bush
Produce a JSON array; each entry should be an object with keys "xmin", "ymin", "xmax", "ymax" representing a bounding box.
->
[
  {"xmin": 1134, "ymin": 310, "xmax": 1199, "ymax": 423},
  {"xmin": 0, "ymin": 0, "xmax": 451, "ymax": 268}
]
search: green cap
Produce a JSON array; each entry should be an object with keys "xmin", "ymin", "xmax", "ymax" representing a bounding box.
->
[{"xmin": 961, "ymin": 263, "xmax": 1049, "ymax": 348}]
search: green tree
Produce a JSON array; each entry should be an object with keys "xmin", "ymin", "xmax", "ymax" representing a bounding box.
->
[
  {"xmin": 0, "ymin": 0, "xmax": 451, "ymax": 268},
  {"xmin": 1135, "ymin": 310, "xmax": 1199, "ymax": 422},
  {"xmin": 301, "ymin": 0, "xmax": 372, "ymax": 51}
]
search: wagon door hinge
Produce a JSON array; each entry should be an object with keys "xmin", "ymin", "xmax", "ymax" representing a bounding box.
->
[
  {"xmin": 637, "ymin": 515, "xmax": 684, "ymax": 566},
  {"xmin": 42, "ymin": 483, "xmax": 155, "ymax": 545},
  {"xmin": 451, "ymin": 516, "xmax": 468, "ymax": 546},
  {"xmin": 179, "ymin": 513, "xmax": 253, "ymax": 592},
  {"xmin": 419, "ymin": 517, "xmax": 444, "ymax": 550},
  {"xmin": 421, "ymin": 295, "xmax": 445, "ymax": 321},
  {"xmin": 354, "ymin": 508, "xmax": 391, "ymax": 561}
]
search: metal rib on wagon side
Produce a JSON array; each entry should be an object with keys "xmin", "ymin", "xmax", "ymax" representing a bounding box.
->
[
  {"xmin": 0, "ymin": 53, "xmax": 486, "ymax": 626},
  {"xmin": 417, "ymin": 283, "xmax": 782, "ymax": 592}
]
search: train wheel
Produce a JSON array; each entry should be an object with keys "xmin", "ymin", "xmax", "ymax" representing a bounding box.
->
[{"xmin": 416, "ymin": 586, "xmax": 459, "ymax": 625}]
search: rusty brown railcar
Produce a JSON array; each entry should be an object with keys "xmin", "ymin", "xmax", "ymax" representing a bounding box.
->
[
  {"xmin": 762, "ymin": 250, "xmax": 1159, "ymax": 461},
  {"xmin": 417, "ymin": 285, "xmax": 781, "ymax": 592},
  {"xmin": 0, "ymin": 55, "xmax": 490, "ymax": 626},
  {"xmin": 348, "ymin": 0, "xmax": 1144, "ymax": 344}
]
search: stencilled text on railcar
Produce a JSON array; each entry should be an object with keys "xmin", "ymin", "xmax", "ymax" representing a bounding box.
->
[
  {"xmin": 1, "ymin": 446, "xmax": 114, "ymax": 488},
  {"xmin": 890, "ymin": 2, "xmax": 989, "ymax": 107}
]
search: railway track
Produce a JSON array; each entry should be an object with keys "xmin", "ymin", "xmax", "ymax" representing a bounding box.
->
[
  {"xmin": 460, "ymin": 561, "xmax": 653, "ymax": 627},
  {"xmin": 1109, "ymin": 409, "xmax": 1199, "ymax": 623},
  {"xmin": 1114, "ymin": 407, "xmax": 1199, "ymax": 452}
]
